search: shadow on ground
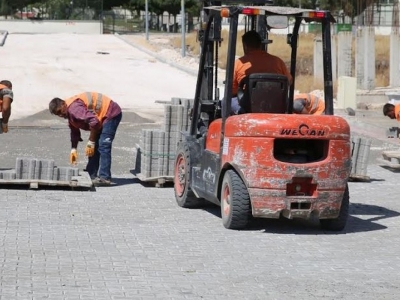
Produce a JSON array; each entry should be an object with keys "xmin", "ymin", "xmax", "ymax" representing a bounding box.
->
[
  {"xmin": 12, "ymin": 109, "xmax": 155, "ymax": 128},
  {"xmin": 199, "ymin": 202, "xmax": 400, "ymax": 234},
  {"xmin": 380, "ymin": 166, "xmax": 400, "ymax": 173}
]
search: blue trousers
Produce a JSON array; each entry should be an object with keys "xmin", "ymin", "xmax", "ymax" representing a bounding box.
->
[
  {"xmin": 86, "ymin": 112, "xmax": 122, "ymax": 180},
  {"xmin": 221, "ymin": 97, "xmax": 240, "ymax": 116}
]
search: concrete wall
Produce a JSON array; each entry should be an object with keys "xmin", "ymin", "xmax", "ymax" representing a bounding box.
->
[
  {"xmin": 0, "ymin": 20, "xmax": 102, "ymax": 34},
  {"xmin": 223, "ymin": 24, "xmax": 398, "ymax": 36}
]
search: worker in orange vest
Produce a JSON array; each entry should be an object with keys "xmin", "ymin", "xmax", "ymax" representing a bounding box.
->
[
  {"xmin": 0, "ymin": 80, "xmax": 13, "ymax": 133},
  {"xmin": 293, "ymin": 93, "xmax": 325, "ymax": 115},
  {"xmin": 383, "ymin": 103, "xmax": 400, "ymax": 122},
  {"xmin": 49, "ymin": 92, "xmax": 122, "ymax": 186}
]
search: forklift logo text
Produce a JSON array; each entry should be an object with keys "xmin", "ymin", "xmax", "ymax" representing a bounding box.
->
[
  {"xmin": 203, "ymin": 167, "xmax": 216, "ymax": 184},
  {"xmin": 280, "ymin": 124, "xmax": 325, "ymax": 136}
]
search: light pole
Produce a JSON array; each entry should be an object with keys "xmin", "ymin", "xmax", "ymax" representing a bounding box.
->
[
  {"xmin": 69, "ymin": 0, "xmax": 73, "ymax": 19},
  {"xmin": 145, "ymin": 0, "xmax": 149, "ymax": 40},
  {"xmin": 181, "ymin": 0, "xmax": 186, "ymax": 57}
]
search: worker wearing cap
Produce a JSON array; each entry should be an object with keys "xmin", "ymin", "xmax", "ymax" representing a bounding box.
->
[
  {"xmin": 0, "ymin": 80, "xmax": 13, "ymax": 133},
  {"xmin": 383, "ymin": 103, "xmax": 400, "ymax": 122},
  {"xmin": 49, "ymin": 92, "xmax": 122, "ymax": 186},
  {"xmin": 230, "ymin": 30, "xmax": 292, "ymax": 114},
  {"xmin": 293, "ymin": 93, "xmax": 325, "ymax": 115}
]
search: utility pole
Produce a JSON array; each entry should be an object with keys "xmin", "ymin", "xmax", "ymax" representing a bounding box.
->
[
  {"xmin": 145, "ymin": 0, "xmax": 149, "ymax": 40},
  {"xmin": 181, "ymin": 0, "xmax": 186, "ymax": 57}
]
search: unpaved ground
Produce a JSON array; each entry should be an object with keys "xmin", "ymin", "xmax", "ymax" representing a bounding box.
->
[{"xmin": 3, "ymin": 33, "xmax": 198, "ymax": 123}]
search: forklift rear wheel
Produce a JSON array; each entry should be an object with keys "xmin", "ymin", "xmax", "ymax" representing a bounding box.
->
[
  {"xmin": 319, "ymin": 184, "xmax": 349, "ymax": 231},
  {"xmin": 174, "ymin": 143, "xmax": 204, "ymax": 208},
  {"xmin": 221, "ymin": 170, "xmax": 251, "ymax": 229}
]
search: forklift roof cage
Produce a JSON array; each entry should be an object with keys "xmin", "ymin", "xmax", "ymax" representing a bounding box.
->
[{"xmin": 190, "ymin": 5, "xmax": 336, "ymax": 136}]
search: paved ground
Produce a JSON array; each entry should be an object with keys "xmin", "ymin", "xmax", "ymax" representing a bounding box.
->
[
  {"xmin": 1, "ymin": 115, "xmax": 400, "ymax": 300},
  {"xmin": 1, "ymin": 33, "xmax": 400, "ymax": 300}
]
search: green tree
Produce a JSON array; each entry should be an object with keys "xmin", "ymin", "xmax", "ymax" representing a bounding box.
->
[
  {"xmin": 0, "ymin": 0, "xmax": 12, "ymax": 18},
  {"xmin": 129, "ymin": 0, "xmax": 145, "ymax": 17}
]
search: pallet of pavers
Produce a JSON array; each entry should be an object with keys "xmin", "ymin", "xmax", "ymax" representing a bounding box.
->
[
  {"xmin": 349, "ymin": 136, "xmax": 372, "ymax": 182},
  {"xmin": 133, "ymin": 97, "xmax": 193, "ymax": 187},
  {"xmin": 0, "ymin": 157, "xmax": 92, "ymax": 189},
  {"xmin": 378, "ymin": 150, "xmax": 400, "ymax": 169}
]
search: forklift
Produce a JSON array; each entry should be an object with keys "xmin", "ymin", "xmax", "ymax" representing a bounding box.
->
[{"xmin": 174, "ymin": 1, "xmax": 351, "ymax": 230}]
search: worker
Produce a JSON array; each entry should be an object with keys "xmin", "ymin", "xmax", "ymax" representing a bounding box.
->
[
  {"xmin": 230, "ymin": 30, "xmax": 292, "ymax": 114},
  {"xmin": 293, "ymin": 93, "xmax": 325, "ymax": 115},
  {"xmin": 0, "ymin": 80, "xmax": 13, "ymax": 133},
  {"xmin": 49, "ymin": 92, "xmax": 122, "ymax": 186},
  {"xmin": 383, "ymin": 103, "xmax": 400, "ymax": 121}
]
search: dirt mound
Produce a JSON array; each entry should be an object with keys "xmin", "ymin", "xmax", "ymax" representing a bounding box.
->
[{"xmin": 11, "ymin": 109, "xmax": 155, "ymax": 127}]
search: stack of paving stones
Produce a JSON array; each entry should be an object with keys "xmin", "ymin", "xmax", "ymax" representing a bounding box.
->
[
  {"xmin": 350, "ymin": 135, "xmax": 372, "ymax": 180},
  {"xmin": 138, "ymin": 97, "xmax": 193, "ymax": 179},
  {"xmin": 0, "ymin": 157, "xmax": 79, "ymax": 181}
]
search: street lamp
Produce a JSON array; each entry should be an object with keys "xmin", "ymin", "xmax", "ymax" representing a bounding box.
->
[
  {"xmin": 181, "ymin": 0, "xmax": 186, "ymax": 57},
  {"xmin": 145, "ymin": 0, "xmax": 149, "ymax": 40}
]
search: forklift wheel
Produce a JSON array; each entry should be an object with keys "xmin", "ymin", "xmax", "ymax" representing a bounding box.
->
[
  {"xmin": 221, "ymin": 170, "xmax": 251, "ymax": 229},
  {"xmin": 319, "ymin": 184, "xmax": 349, "ymax": 231},
  {"xmin": 174, "ymin": 143, "xmax": 204, "ymax": 208}
]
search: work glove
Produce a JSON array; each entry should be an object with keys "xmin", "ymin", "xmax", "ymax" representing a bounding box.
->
[
  {"xmin": 70, "ymin": 148, "xmax": 78, "ymax": 165},
  {"xmin": 2, "ymin": 122, "xmax": 8, "ymax": 133},
  {"xmin": 85, "ymin": 140, "xmax": 95, "ymax": 157}
]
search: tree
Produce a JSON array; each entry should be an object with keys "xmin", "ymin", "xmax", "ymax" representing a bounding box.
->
[
  {"xmin": 185, "ymin": 0, "xmax": 201, "ymax": 31},
  {"xmin": 2, "ymin": 0, "xmax": 37, "ymax": 18},
  {"xmin": 129, "ymin": 0, "xmax": 145, "ymax": 17},
  {"xmin": 102, "ymin": 0, "xmax": 127, "ymax": 10},
  {"xmin": 0, "ymin": 0, "xmax": 12, "ymax": 18}
]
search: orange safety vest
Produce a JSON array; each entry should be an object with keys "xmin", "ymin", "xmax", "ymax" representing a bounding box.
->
[
  {"xmin": 395, "ymin": 104, "xmax": 400, "ymax": 122},
  {"xmin": 295, "ymin": 93, "xmax": 325, "ymax": 115},
  {"xmin": 65, "ymin": 92, "xmax": 111, "ymax": 121},
  {"xmin": 0, "ymin": 83, "xmax": 8, "ymax": 113}
]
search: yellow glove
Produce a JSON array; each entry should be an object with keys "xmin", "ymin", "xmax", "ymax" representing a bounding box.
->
[
  {"xmin": 85, "ymin": 140, "xmax": 95, "ymax": 157},
  {"xmin": 2, "ymin": 122, "xmax": 8, "ymax": 133},
  {"xmin": 70, "ymin": 148, "xmax": 78, "ymax": 165}
]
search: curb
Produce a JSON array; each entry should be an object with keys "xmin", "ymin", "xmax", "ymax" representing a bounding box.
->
[
  {"xmin": 114, "ymin": 33, "xmax": 226, "ymax": 87},
  {"xmin": 114, "ymin": 33, "xmax": 199, "ymax": 77}
]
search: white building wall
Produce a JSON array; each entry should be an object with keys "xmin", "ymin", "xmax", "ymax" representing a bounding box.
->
[{"xmin": 0, "ymin": 20, "xmax": 102, "ymax": 34}]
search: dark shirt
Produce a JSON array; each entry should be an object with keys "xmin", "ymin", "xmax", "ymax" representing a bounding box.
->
[
  {"xmin": 68, "ymin": 99, "xmax": 121, "ymax": 146},
  {"xmin": 0, "ymin": 88, "xmax": 13, "ymax": 101}
]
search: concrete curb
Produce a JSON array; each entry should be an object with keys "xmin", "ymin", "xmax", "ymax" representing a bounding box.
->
[
  {"xmin": 115, "ymin": 33, "xmax": 226, "ymax": 87},
  {"xmin": 115, "ymin": 33, "xmax": 199, "ymax": 78}
]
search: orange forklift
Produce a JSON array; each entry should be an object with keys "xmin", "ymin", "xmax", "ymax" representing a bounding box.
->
[{"xmin": 174, "ymin": 1, "xmax": 351, "ymax": 230}]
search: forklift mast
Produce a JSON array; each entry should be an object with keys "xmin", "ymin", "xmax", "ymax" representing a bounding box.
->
[
  {"xmin": 191, "ymin": 4, "xmax": 335, "ymax": 136},
  {"xmin": 193, "ymin": 1, "xmax": 275, "ymax": 136}
]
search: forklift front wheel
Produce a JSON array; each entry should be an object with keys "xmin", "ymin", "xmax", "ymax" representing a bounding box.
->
[
  {"xmin": 174, "ymin": 144, "xmax": 204, "ymax": 208},
  {"xmin": 221, "ymin": 170, "xmax": 251, "ymax": 230}
]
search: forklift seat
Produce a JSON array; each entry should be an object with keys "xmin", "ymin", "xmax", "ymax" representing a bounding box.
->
[{"xmin": 237, "ymin": 73, "xmax": 289, "ymax": 114}]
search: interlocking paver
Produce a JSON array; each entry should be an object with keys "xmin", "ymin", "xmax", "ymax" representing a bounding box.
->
[{"xmin": 1, "ymin": 122, "xmax": 400, "ymax": 300}]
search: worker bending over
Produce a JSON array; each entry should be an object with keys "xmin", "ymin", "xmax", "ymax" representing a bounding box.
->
[
  {"xmin": 49, "ymin": 92, "xmax": 122, "ymax": 186},
  {"xmin": 383, "ymin": 103, "xmax": 400, "ymax": 122},
  {"xmin": 293, "ymin": 93, "xmax": 325, "ymax": 115}
]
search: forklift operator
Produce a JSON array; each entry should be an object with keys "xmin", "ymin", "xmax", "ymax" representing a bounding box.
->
[{"xmin": 230, "ymin": 30, "xmax": 292, "ymax": 114}]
